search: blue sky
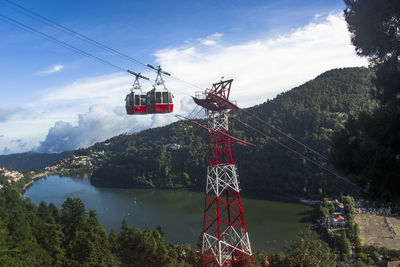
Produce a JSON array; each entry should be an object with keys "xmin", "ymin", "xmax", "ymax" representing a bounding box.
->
[{"xmin": 0, "ymin": 0, "xmax": 367, "ymax": 154}]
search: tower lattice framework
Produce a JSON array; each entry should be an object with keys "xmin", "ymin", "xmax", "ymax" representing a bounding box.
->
[{"xmin": 194, "ymin": 79, "xmax": 254, "ymax": 267}]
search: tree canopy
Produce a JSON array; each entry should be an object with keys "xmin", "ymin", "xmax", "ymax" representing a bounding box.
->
[
  {"xmin": 331, "ymin": 0, "xmax": 400, "ymax": 208},
  {"xmin": 267, "ymin": 228, "xmax": 337, "ymax": 267},
  {"xmin": 0, "ymin": 188, "xmax": 198, "ymax": 266},
  {"xmin": 344, "ymin": 0, "xmax": 400, "ymax": 65}
]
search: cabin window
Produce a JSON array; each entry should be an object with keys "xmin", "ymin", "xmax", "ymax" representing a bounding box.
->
[
  {"xmin": 162, "ymin": 92, "xmax": 168, "ymax": 104},
  {"xmin": 168, "ymin": 92, "xmax": 173, "ymax": 103},
  {"xmin": 156, "ymin": 92, "xmax": 161, "ymax": 103},
  {"xmin": 128, "ymin": 94, "xmax": 134, "ymax": 105},
  {"xmin": 150, "ymin": 92, "xmax": 155, "ymax": 104},
  {"xmin": 140, "ymin": 95, "xmax": 146, "ymax": 105},
  {"xmin": 135, "ymin": 95, "xmax": 140, "ymax": 106}
]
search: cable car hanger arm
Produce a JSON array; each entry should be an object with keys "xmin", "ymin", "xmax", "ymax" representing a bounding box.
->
[
  {"xmin": 147, "ymin": 64, "xmax": 171, "ymax": 76},
  {"xmin": 127, "ymin": 70, "xmax": 149, "ymax": 80}
]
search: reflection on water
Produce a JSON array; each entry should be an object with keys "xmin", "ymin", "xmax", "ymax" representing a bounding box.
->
[{"xmin": 25, "ymin": 175, "xmax": 314, "ymax": 253}]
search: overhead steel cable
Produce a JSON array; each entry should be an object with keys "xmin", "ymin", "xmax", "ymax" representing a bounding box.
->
[
  {"xmin": 168, "ymin": 75, "xmax": 205, "ymax": 91},
  {"xmin": 240, "ymin": 108, "xmax": 329, "ymax": 161},
  {"xmin": 0, "ymin": 12, "xmax": 193, "ymax": 100},
  {"xmin": 0, "ymin": 13, "xmax": 126, "ymax": 72},
  {"xmin": 230, "ymin": 116, "xmax": 349, "ymax": 182},
  {"xmin": 2, "ymin": 0, "xmax": 204, "ymax": 91},
  {"xmin": 191, "ymin": 106, "xmax": 205, "ymax": 119},
  {"xmin": 2, "ymin": 0, "xmax": 148, "ymax": 69}
]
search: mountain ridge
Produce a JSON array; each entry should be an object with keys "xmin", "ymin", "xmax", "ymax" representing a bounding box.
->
[
  {"xmin": 81, "ymin": 67, "xmax": 374, "ymax": 200},
  {"xmin": 0, "ymin": 151, "xmax": 73, "ymax": 171}
]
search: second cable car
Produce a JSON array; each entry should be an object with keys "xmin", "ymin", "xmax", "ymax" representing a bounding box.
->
[
  {"xmin": 146, "ymin": 89, "xmax": 173, "ymax": 113},
  {"xmin": 146, "ymin": 64, "xmax": 173, "ymax": 114}
]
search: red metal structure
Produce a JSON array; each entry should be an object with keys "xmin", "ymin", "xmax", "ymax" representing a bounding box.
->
[{"xmin": 192, "ymin": 79, "xmax": 254, "ymax": 267}]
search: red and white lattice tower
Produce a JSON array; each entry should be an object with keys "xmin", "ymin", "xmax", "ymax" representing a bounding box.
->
[{"xmin": 192, "ymin": 79, "xmax": 254, "ymax": 267}]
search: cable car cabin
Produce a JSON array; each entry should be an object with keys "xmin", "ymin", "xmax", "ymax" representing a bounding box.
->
[
  {"xmin": 125, "ymin": 92, "xmax": 147, "ymax": 115},
  {"xmin": 146, "ymin": 89, "xmax": 173, "ymax": 114}
]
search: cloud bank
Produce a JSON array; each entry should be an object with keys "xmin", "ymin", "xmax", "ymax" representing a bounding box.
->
[
  {"xmin": 36, "ymin": 105, "xmax": 144, "ymax": 153},
  {"xmin": 155, "ymin": 13, "xmax": 367, "ymax": 107}
]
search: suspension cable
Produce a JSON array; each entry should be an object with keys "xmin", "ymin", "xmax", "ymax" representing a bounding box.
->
[
  {"xmin": 2, "ymin": 0, "xmax": 148, "ymax": 69},
  {"xmin": 231, "ymin": 116, "xmax": 349, "ymax": 182},
  {"xmin": 1, "ymin": 0, "xmax": 203, "ymax": 91},
  {"xmin": 168, "ymin": 75, "xmax": 205, "ymax": 91},
  {"xmin": 0, "ymin": 11, "xmax": 195, "ymax": 101},
  {"xmin": 240, "ymin": 108, "xmax": 329, "ymax": 161},
  {"xmin": 0, "ymin": 13, "xmax": 126, "ymax": 72},
  {"xmin": 191, "ymin": 106, "xmax": 205, "ymax": 119}
]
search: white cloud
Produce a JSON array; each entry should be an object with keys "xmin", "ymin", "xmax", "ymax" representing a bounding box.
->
[
  {"xmin": 37, "ymin": 64, "xmax": 64, "ymax": 75},
  {"xmin": 41, "ymin": 73, "xmax": 129, "ymax": 103},
  {"xmin": 10, "ymin": 138, "xmax": 27, "ymax": 149},
  {"xmin": 36, "ymin": 105, "xmax": 146, "ymax": 153},
  {"xmin": 0, "ymin": 107, "xmax": 17, "ymax": 122},
  {"xmin": 155, "ymin": 13, "xmax": 368, "ymax": 107},
  {"xmin": 150, "ymin": 114, "xmax": 169, "ymax": 128},
  {"xmin": 199, "ymin": 33, "xmax": 223, "ymax": 46}
]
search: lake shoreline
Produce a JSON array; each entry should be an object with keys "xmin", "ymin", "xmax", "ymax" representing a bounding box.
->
[
  {"xmin": 27, "ymin": 172, "xmax": 319, "ymax": 209},
  {"xmin": 24, "ymin": 175, "xmax": 315, "ymax": 253},
  {"xmin": 47, "ymin": 168, "xmax": 318, "ymax": 205}
]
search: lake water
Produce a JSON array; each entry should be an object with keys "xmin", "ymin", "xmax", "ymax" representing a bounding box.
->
[{"xmin": 24, "ymin": 175, "xmax": 314, "ymax": 253}]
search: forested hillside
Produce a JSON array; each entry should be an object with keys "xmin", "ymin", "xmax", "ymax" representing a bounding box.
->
[
  {"xmin": 0, "ymin": 151, "xmax": 73, "ymax": 171},
  {"xmin": 0, "ymin": 187, "xmax": 198, "ymax": 266},
  {"xmin": 87, "ymin": 67, "xmax": 375, "ymax": 200}
]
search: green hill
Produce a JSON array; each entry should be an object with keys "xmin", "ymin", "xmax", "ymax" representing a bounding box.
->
[
  {"xmin": 0, "ymin": 151, "xmax": 73, "ymax": 171},
  {"xmin": 85, "ymin": 67, "xmax": 374, "ymax": 200}
]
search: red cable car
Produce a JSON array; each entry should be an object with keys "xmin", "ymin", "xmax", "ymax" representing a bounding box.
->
[
  {"xmin": 146, "ymin": 64, "xmax": 173, "ymax": 114},
  {"xmin": 125, "ymin": 65, "xmax": 173, "ymax": 115},
  {"xmin": 125, "ymin": 91, "xmax": 147, "ymax": 115},
  {"xmin": 146, "ymin": 87, "xmax": 173, "ymax": 113},
  {"xmin": 125, "ymin": 70, "xmax": 149, "ymax": 115}
]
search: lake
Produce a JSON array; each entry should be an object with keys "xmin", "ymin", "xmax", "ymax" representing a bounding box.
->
[{"xmin": 24, "ymin": 175, "xmax": 314, "ymax": 254}]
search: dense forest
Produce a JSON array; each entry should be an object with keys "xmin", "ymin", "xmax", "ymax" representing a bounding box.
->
[
  {"xmin": 0, "ymin": 184, "xmax": 348, "ymax": 266},
  {"xmin": 330, "ymin": 0, "xmax": 400, "ymax": 208},
  {"xmin": 0, "ymin": 187, "xmax": 200, "ymax": 266},
  {"xmin": 87, "ymin": 67, "xmax": 375, "ymax": 200},
  {"xmin": 2, "ymin": 174, "xmax": 398, "ymax": 266}
]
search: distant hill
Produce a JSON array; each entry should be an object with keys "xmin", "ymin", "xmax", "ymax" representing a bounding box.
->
[
  {"xmin": 74, "ymin": 67, "xmax": 374, "ymax": 200},
  {"xmin": 0, "ymin": 151, "xmax": 73, "ymax": 171}
]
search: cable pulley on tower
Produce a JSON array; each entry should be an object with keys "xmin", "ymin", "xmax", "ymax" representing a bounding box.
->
[{"xmin": 192, "ymin": 79, "xmax": 239, "ymax": 111}]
